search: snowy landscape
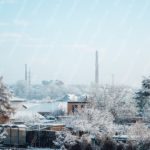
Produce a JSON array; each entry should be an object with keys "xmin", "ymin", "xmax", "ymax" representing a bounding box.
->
[{"xmin": 0, "ymin": 75, "xmax": 150, "ymax": 149}]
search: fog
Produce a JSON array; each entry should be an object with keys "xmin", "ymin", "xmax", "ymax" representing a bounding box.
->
[{"xmin": 0, "ymin": 0, "xmax": 150, "ymax": 87}]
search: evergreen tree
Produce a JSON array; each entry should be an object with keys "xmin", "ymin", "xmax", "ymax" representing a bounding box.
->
[{"xmin": 135, "ymin": 77, "xmax": 150, "ymax": 116}]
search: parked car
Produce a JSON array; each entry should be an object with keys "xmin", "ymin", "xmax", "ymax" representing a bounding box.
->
[{"xmin": 45, "ymin": 116, "xmax": 57, "ymax": 121}]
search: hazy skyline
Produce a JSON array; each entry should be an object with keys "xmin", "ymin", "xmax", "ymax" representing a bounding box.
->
[{"xmin": 0, "ymin": 0, "xmax": 150, "ymax": 87}]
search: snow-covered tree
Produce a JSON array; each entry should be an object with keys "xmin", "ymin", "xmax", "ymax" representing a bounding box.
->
[
  {"xmin": 11, "ymin": 80, "xmax": 68, "ymax": 100},
  {"xmin": 135, "ymin": 77, "xmax": 150, "ymax": 116},
  {"xmin": 64, "ymin": 84, "xmax": 137, "ymax": 140},
  {"xmin": 54, "ymin": 130, "xmax": 80, "ymax": 149},
  {"xmin": 127, "ymin": 121, "xmax": 150, "ymax": 141},
  {"xmin": 0, "ymin": 77, "xmax": 13, "ymax": 123},
  {"xmin": 53, "ymin": 130, "xmax": 93, "ymax": 150},
  {"xmin": 65, "ymin": 107, "xmax": 115, "ymax": 136},
  {"xmin": 89, "ymin": 84, "xmax": 137, "ymax": 118},
  {"xmin": 0, "ymin": 77, "xmax": 14, "ymax": 143},
  {"xmin": 11, "ymin": 80, "xmax": 28, "ymax": 98},
  {"xmin": 12, "ymin": 111, "xmax": 42, "ymax": 124}
]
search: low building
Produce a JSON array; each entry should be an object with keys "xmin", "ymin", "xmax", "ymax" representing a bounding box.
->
[
  {"xmin": 10, "ymin": 97, "xmax": 27, "ymax": 111},
  {"xmin": 67, "ymin": 101, "xmax": 88, "ymax": 115}
]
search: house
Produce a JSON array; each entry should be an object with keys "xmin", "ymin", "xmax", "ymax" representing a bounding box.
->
[{"xmin": 67, "ymin": 101, "xmax": 88, "ymax": 115}]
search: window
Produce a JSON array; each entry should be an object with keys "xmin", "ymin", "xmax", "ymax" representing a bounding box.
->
[
  {"xmin": 72, "ymin": 105, "xmax": 78, "ymax": 113},
  {"xmin": 81, "ymin": 105, "xmax": 84, "ymax": 108}
]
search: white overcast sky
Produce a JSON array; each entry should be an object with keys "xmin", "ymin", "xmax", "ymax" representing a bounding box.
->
[{"xmin": 0, "ymin": 0, "xmax": 150, "ymax": 87}]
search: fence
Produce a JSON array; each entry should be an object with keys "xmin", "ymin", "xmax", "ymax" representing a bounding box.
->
[{"xmin": 26, "ymin": 130, "xmax": 56, "ymax": 148}]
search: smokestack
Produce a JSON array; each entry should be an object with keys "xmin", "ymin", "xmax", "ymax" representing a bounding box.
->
[
  {"xmin": 95, "ymin": 50, "xmax": 99, "ymax": 84},
  {"xmin": 28, "ymin": 69, "xmax": 31, "ymax": 86},
  {"xmin": 25, "ymin": 64, "xmax": 27, "ymax": 81}
]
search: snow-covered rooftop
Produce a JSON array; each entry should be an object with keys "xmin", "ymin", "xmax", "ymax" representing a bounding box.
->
[
  {"xmin": 25, "ymin": 102, "xmax": 67, "ymax": 113},
  {"xmin": 10, "ymin": 96, "xmax": 26, "ymax": 102},
  {"xmin": 10, "ymin": 110, "xmax": 45, "ymax": 123}
]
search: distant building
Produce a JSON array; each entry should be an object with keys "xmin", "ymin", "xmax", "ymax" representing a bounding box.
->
[{"xmin": 67, "ymin": 101, "xmax": 88, "ymax": 115}]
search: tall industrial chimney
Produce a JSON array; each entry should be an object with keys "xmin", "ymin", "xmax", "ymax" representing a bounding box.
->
[
  {"xmin": 25, "ymin": 64, "xmax": 28, "ymax": 81},
  {"xmin": 95, "ymin": 51, "xmax": 99, "ymax": 84},
  {"xmin": 28, "ymin": 69, "xmax": 31, "ymax": 86}
]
